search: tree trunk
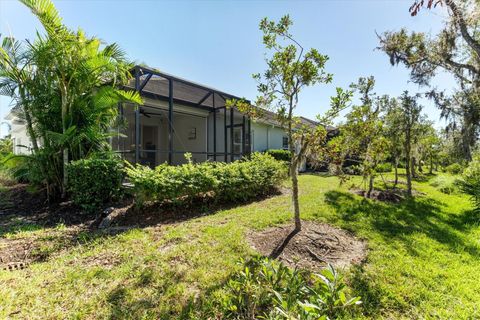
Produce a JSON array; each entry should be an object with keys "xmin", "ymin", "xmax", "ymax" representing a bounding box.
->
[
  {"xmin": 405, "ymin": 129, "xmax": 412, "ymax": 197},
  {"xmin": 291, "ymin": 162, "xmax": 301, "ymax": 232},
  {"xmin": 411, "ymin": 156, "xmax": 417, "ymax": 178},
  {"xmin": 394, "ymin": 158, "xmax": 398, "ymax": 188},
  {"xmin": 366, "ymin": 174, "xmax": 374, "ymax": 198},
  {"xmin": 61, "ymin": 86, "xmax": 69, "ymax": 199},
  {"xmin": 429, "ymin": 154, "xmax": 433, "ymax": 174},
  {"xmin": 287, "ymin": 95, "xmax": 301, "ymax": 232}
]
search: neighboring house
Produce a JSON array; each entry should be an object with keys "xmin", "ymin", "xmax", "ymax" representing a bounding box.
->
[
  {"xmin": 4, "ymin": 108, "xmax": 32, "ymax": 155},
  {"xmin": 5, "ymin": 65, "xmax": 325, "ymax": 170}
]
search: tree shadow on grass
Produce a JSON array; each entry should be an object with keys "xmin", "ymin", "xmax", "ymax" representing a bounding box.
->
[
  {"xmin": 324, "ymin": 190, "xmax": 480, "ymax": 258},
  {"xmin": 113, "ymin": 188, "xmax": 283, "ymax": 228}
]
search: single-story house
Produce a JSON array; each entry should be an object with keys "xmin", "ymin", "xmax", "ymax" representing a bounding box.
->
[{"xmin": 5, "ymin": 65, "xmax": 325, "ymax": 170}]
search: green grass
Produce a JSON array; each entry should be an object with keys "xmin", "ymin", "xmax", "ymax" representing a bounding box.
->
[{"xmin": 1, "ymin": 173, "xmax": 479, "ymax": 319}]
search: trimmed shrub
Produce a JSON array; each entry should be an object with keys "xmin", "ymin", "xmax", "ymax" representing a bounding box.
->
[
  {"xmin": 67, "ymin": 155, "xmax": 124, "ymax": 212},
  {"xmin": 457, "ymin": 157, "xmax": 480, "ymax": 211},
  {"xmin": 375, "ymin": 162, "xmax": 393, "ymax": 173},
  {"xmin": 126, "ymin": 152, "xmax": 287, "ymax": 207},
  {"xmin": 444, "ymin": 163, "xmax": 464, "ymax": 175},
  {"xmin": 214, "ymin": 152, "xmax": 287, "ymax": 202},
  {"xmin": 266, "ymin": 149, "xmax": 291, "ymax": 162},
  {"xmin": 126, "ymin": 158, "xmax": 218, "ymax": 206}
]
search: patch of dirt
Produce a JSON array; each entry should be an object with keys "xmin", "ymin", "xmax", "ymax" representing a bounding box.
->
[
  {"xmin": 0, "ymin": 227, "xmax": 81, "ymax": 270},
  {"xmin": 0, "ymin": 184, "xmax": 95, "ymax": 227},
  {"xmin": 248, "ymin": 221, "xmax": 367, "ymax": 271}
]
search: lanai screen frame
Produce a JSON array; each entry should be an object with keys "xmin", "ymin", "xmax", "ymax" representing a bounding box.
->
[{"xmin": 128, "ymin": 65, "xmax": 252, "ymax": 165}]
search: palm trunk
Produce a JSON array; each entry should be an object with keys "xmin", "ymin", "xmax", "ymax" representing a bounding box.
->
[{"xmin": 61, "ymin": 85, "xmax": 69, "ymax": 198}]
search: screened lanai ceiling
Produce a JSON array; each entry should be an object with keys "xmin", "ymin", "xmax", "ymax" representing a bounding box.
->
[{"xmin": 125, "ymin": 66, "xmax": 246, "ymax": 110}]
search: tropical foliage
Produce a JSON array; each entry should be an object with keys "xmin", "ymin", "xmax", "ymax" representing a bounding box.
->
[
  {"xmin": 0, "ymin": 0, "xmax": 141, "ymax": 199},
  {"xmin": 217, "ymin": 256, "xmax": 361, "ymax": 319}
]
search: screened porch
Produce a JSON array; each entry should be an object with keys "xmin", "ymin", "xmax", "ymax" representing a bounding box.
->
[{"xmin": 111, "ymin": 66, "xmax": 252, "ymax": 167}]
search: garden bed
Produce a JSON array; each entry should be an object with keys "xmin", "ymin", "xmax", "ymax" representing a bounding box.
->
[{"xmin": 0, "ymin": 183, "xmax": 93, "ymax": 227}]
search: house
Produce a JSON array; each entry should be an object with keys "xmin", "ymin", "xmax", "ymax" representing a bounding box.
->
[{"xmin": 5, "ymin": 65, "xmax": 323, "ymax": 170}]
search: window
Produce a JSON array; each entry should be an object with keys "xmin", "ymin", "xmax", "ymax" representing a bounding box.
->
[{"xmin": 282, "ymin": 136, "xmax": 289, "ymax": 150}]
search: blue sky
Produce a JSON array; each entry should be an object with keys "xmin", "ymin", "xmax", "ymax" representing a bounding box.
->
[{"xmin": 0, "ymin": 0, "xmax": 454, "ymax": 136}]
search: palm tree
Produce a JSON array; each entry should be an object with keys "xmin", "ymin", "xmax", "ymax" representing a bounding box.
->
[{"xmin": 0, "ymin": 0, "xmax": 142, "ymax": 199}]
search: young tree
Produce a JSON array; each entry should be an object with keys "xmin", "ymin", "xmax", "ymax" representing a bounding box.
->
[
  {"xmin": 383, "ymin": 97, "xmax": 404, "ymax": 186},
  {"xmin": 338, "ymin": 77, "xmax": 390, "ymax": 198},
  {"xmin": 399, "ymin": 92, "xmax": 423, "ymax": 196},
  {"xmin": 243, "ymin": 15, "xmax": 350, "ymax": 231}
]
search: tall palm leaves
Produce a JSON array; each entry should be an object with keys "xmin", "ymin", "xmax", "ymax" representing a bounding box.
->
[{"xmin": 0, "ymin": 0, "xmax": 141, "ymax": 199}]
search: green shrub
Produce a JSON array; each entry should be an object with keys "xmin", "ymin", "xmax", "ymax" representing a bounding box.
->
[
  {"xmin": 216, "ymin": 257, "xmax": 361, "ymax": 319},
  {"xmin": 375, "ymin": 162, "xmax": 392, "ymax": 173},
  {"xmin": 126, "ymin": 152, "xmax": 287, "ymax": 207},
  {"xmin": 457, "ymin": 157, "xmax": 480, "ymax": 211},
  {"xmin": 266, "ymin": 149, "xmax": 291, "ymax": 162},
  {"xmin": 126, "ymin": 154, "xmax": 218, "ymax": 206},
  {"xmin": 67, "ymin": 155, "xmax": 124, "ymax": 212},
  {"xmin": 430, "ymin": 176, "xmax": 457, "ymax": 194},
  {"xmin": 344, "ymin": 164, "xmax": 363, "ymax": 175},
  {"xmin": 444, "ymin": 163, "xmax": 464, "ymax": 175}
]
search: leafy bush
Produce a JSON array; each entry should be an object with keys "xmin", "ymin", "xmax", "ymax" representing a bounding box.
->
[
  {"xmin": 217, "ymin": 257, "xmax": 361, "ymax": 319},
  {"xmin": 266, "ymin": 149, "xmax": 292, "ymax": 162},
  {"xmin": 126, "ymin": 152, "xmax": 287, "ymax": 207},
  {"xmin": 375, "ymin": 162, "xmax": 392, "ymax": 173},
  {"xmin": 67, "ymin": 155, "xmax": 124, "ymax": 212},
  {"xmin": 429, "ymin": 176, "xmax": 457, "ymax": 194},
  {"xmin": 125, "ymin": 154, "xmax": 218, "ymax": 206},
  {"xmin": 214, "ymin": 153, "xmax": 287, "ymax": 202},
  {"xmin": 344, "ymin": 164, "xmax": 363, "ymax": 176},
  {"xmin": 457, "ymin": 157, "xmax": 480, "ymax": 211},
  {"xmin": 444, "ymin": 163, "xmax": 464, "ymax": 175}
]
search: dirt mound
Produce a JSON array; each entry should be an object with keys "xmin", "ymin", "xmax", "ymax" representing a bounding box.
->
[{"xmin": 248, "ymin": 221, "xmax": 366, "ymax": 271}]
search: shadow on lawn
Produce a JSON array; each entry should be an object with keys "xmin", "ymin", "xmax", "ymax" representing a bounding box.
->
[
  {"xmin": 324, "ymin": 190, "xmax": 480, "ymax": 258},
  {"xmin": 113, "ymin": 188, "xmax": 283, "ymax": 228}
]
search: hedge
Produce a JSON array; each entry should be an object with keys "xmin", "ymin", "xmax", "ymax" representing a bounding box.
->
[
  {"xmin": 125, "ymin": 152, "xmax": 287, "ymax": 207},
  {"xmin": 265, "ymin": 149, "xmax": 291, "ymax": 162},
  {"xmin": 67, "ymin": 156, "xmax": 124, "ymax": 212}
]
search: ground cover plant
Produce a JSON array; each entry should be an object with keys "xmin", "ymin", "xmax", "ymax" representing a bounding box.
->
[{"xmin": 1, "ymin": 172, "xmax": 479, "ymax": 319}]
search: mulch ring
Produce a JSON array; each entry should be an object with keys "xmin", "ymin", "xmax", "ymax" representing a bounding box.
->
[
  {"xmin": 247, "ymin": 221, "xmax": 367, "ymax": 271},
  {"xmin": 350, "ymin": 188, "xmax": 426, "ymax": 203}
]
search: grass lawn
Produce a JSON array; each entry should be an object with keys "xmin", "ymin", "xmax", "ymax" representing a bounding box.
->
[{"xmin": 1, "ymin": 173, "xmax": 479, "ymax": 319}]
